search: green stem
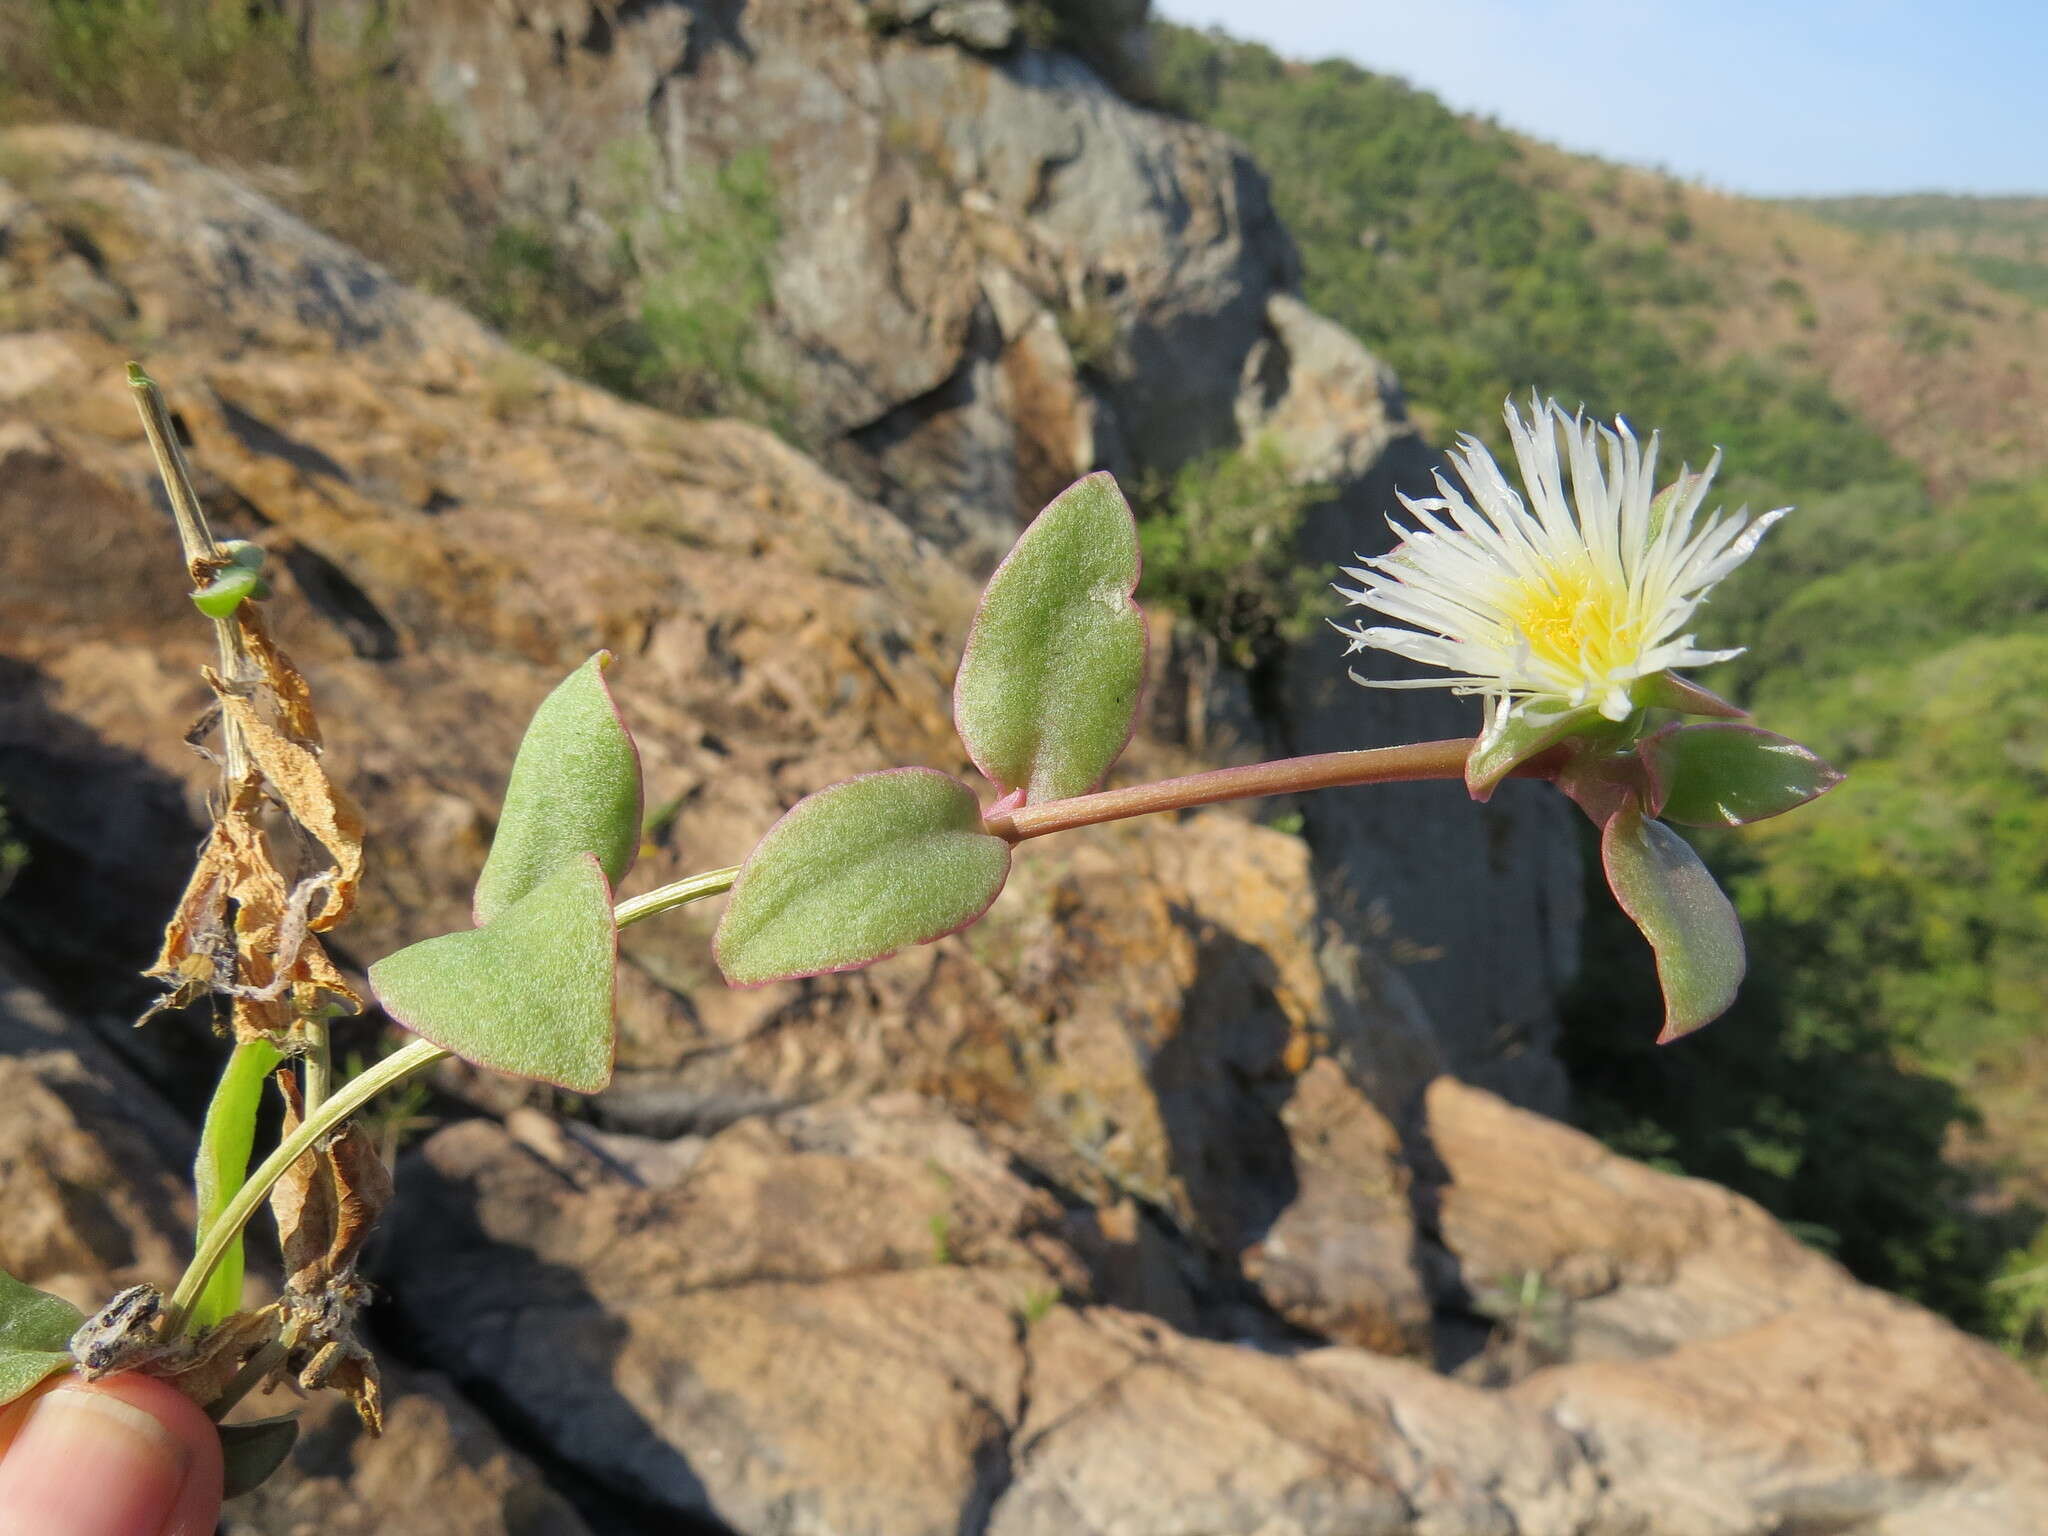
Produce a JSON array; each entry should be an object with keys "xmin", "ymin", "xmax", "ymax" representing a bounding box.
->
[
  {"xmin": 129, "ymin": 365, "xmax": 255, "ymax": 786},
  {"xmin": 613, "ymin": 865, "xmax": 740, "ymax": 927},
  {"xmin": 163, "ymin": 1037, "xmax": 450, "ymax": 1337},
  {"xmin": 204, "ymin": 1341, "xmax": 287, "ymax": 1422},
  {"xmin": 300, "ymin": 1025, "xmax": 332, "ymax": 1116}
]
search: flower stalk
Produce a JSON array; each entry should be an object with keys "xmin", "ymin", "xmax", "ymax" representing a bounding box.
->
[{"xmin": 982, "ymin": 738, "xmax": 1566, "ymax": 842}]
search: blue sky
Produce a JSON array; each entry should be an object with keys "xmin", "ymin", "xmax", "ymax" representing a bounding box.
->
[{"xmin": 1153, "ymin": 1, "xmax": 2048, "ymax": 197}]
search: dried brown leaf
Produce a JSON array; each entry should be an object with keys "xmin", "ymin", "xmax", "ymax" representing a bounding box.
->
[
  {"xmin": 236, "ymin": 605, "xmax": 322, "ymax": 748},
  {"xmin": 298, "ymin": 1335, "xmax": 383, "ymax": 1434},
  {"xmin": 143, "ymin": 823, "xmax": 237, "ymax": 999},
  {"xmin": 323, "ymin": 1122, "xmax": 394, "ymax": 1281},
  {"xmin": 269, "ymin": 1073, "xmax": 392, "ymax": 1297},
  {"xmin": 157, "ymin": 1305, "xmax": 282, "ymax": 1407},
  {"xmin": 208, "ymin": 673, "xmax": 363, "ymax": 931}
]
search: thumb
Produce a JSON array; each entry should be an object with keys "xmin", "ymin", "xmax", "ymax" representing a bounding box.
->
[{"xmin": 0, "ymin": 1374, "xmax": 224, "ymax": 1536}]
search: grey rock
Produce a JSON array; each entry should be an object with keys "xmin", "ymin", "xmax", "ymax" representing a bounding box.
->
[
  {"xmin": 861, "ymin": 0, "xmax": 1019, "ymax": 51},
  {"xmin": 1241, "ymin": 1059, "xmax": 1432, "ymax": 1356}
]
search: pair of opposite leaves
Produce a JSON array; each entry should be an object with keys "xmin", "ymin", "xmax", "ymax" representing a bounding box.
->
[{"xmin": 369, "ymin": 475, "xmax": 1145, "ymax": 1093}]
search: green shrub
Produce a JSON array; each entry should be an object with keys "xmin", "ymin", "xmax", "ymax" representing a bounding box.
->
[
  {"xmin": 1, "ymin": 1, "xmax": 788, "ymax": 431},
  {"xmin": 1135, "ymin": 439, "xmax": 1327, "ymax": 670},
  {"xmin": 1149, "ymin": 24, "xmax": 1915, "ymax": 509},
  {"xmin": 0, "ymin": 0, "xmax": 481, "ymax": 291},
  {"xmin": 609, "ymin": 147, "xmax": 787, "ymax": 423},
  {"xmin": 1568, "ymin": 477, "xmax": 2048, "ymax": 1329}
]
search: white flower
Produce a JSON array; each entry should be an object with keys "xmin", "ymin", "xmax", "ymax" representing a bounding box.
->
[{"xmin": 1334, "ymin": 395, "xmax": 1783, "ymax": 724}]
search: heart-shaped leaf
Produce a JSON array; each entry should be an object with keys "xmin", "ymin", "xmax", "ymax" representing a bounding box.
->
[
  {"xmin": 1601, "ymin": 804, "xmax": 1745, "ymax": 1043},
  {"xmin": 954, "ymin": 473, "xmax": 1146, "ymax": 806},
  {"xmin": 1645, "ymin": 723, "xmax": 1845, "ymax": 828},
  {"xmin": 715, "ymin": 768, "xmax": 1011, "ymax": 986},
  {"xmin": 0, "ymin": 1268, "xmax": 84, "ymax": 1409},
  {"xmin": 1465, "ymin": 698, "xmax": 1603, "ymax": 800},
  {"xmin": 191, "ymin": 1038, "xmax": 286, "ymax": 1333},
  {"xmin": 372, "ymin": 853, "xmax": 617, "ymax": 1092},
  {"xmin": 474, "ymin": 653, "xmax": 642, "ymax": 926}
]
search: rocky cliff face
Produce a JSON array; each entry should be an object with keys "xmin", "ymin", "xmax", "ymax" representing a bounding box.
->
[{"xmin": 1, "ymin": 12, "xmax": 2043, "ymax": 1534}]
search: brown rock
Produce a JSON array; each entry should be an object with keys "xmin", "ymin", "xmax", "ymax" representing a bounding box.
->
[
  {"xmin": 221, "ymin": 1368, "xmax": 592, "ymax": 1536},
  {"xmin": 0, "ymin": 947, "xmax": 195, "ymax": 1313},
  {"xmin": 1420, "ymin": 1076, "xmax": 1863, "ymax": 1361},
  {"xmin": 0, "ymin": 130, "xmax": 1464, "ymax": 1384},
  {"xmin": 380, "ymin": 1098, "xmax": 1065, "ymax": 1534},
  {"xmin": 994, "ymin": 1308, "xmax": 1607, "ymax": 1536},
  {"xmin": 1242, "ymin": 1058, "xmax": 1431, "ymax": 1356},
  {"xmin": 1515, "ymin": 1299, "xmax": 2048, "ymax": 1535},
  {"xmin": 382, "ymin": 1083, "xmax": 2048, "ymax": 1534}
]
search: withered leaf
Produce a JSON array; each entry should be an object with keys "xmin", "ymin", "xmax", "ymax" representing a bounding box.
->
[
  {"xmin": 269, "ymin": 1073, "xmax": 394, "ymax": 1297},
  {"xmin": 235, "ymin": 605, "xmax": 322, "ymax": 749},
  {"xmin": 144, "ymin": 777, "xmax": 362, "ymax": 1039},
  {"xmin": 268, "ymin": 1075, "xmax": 391, "ymax": 1434},
  {"xmin": 208, "ymin": 675, "xmax": 363, "ymax": 931},
  {"xmin": 157, "ymin": 1305, "xmax": 282, "ymax": 1408},
  {"xmin": 297, "ymin": 1335, "xmax": 383, "ymax": 1435}
]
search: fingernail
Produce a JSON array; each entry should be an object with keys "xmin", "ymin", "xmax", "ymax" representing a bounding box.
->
[{"xmin": 0, "ymin": 1385, "xmax": 191, "ymax": 1536}]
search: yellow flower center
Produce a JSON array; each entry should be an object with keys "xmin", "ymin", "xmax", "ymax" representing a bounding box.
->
[{"xmin": 1501, "ymin": 561, "xmax": 1638, "ymax": 679}]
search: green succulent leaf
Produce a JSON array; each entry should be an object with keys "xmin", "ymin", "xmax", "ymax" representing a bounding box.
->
[
  {"xmin": 1601, "ymin": 804, "xmax": 1746, "ymax": 1043},
  {"xmin": 1645, "ymin": 723, "xmax": 1845, "ymax": 828},
  {"xmin": 190, "ymin": 564, "xmax": 266, "ymax": 618},
  {"xmin": 191, "ymin": 1038, "xmax": 286, "ymax": 1333},
  {"xmin": 371, "ymin": 853, "xmax": 617, "ymax": 1092},
  {"xmin": 474, "ymin": 653, "xmax": 642, "ymax": 926},
  {"xmin": 954, "ymin": 472, "xmax": 1146, "ymax": 806},
  {"xmin": 1637, "ymin": 671, "xmax": 1747, "ymax": 720},
  {"xmin": 0, "ymin": 1267, "xmax": 85, "ymax": 1408},
  {"xmin": 216, "ymin": 540, "xmax": 267, "ymax": 574},
  {"xmin": 1465, "ymin": 698, "xmax": 1603, "ymax": 800},
  {"xmin": 219, "ymin": 1414, "xmax": 300, "ymax": 1498},
  {"xmin": 715, "ymin": 768, "xmax": 1011, "ymax": 986}
]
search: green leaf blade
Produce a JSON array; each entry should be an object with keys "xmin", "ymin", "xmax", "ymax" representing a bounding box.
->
[
  {"xmin": 1647, "ymin": 723, "xmax": 1845, "ymax": 828},
  {"xmin": 372, "ymin": 853, "xmax": 618, "ymax": 1093},
  {"xmin": 0, "ymin": 1268, "xmax": 85, "ymax": 1409},
  {"xmin": 191, "ymin": 565, "xmax": 265, "ymax": 618},
  {"xmin": 714, "ymin": 769, "xmax": 1011, "ymax": 986},
  {"xmin": 1638, "ymin": 671, "xmax": 1748, "ymax": 720},
  {"xmin": 474, "ymin": 653, "xmax": 642, "ymax": 926},
  {"xmin": 219, "ymin": 1414, "xmax": 300, "ymax": 1499},
  {"xmin": 1465, "ymin": 698, "xmax": 1603, "ymax": 799},
  {"xmin": 191, "ymin": 1038, "xmax": 286, "ymax": 1333},
  {"xmin": 1601, "ymin": 805, "xmax": 1746, "ymax": 1044},
  {"xmin": 953, "ymin": 473, "xmax": 1147, "ymax": 806}
]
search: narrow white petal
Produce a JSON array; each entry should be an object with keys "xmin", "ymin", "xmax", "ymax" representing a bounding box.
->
[{"xmin": 1338, "ymin": 393, "xmax": 1781, "ymax": 716}]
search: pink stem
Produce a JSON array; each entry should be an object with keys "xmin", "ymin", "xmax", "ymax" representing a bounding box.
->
[{"xmin": 985, "ymin": 738, "xmax": 1554, "ymax": 843}]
